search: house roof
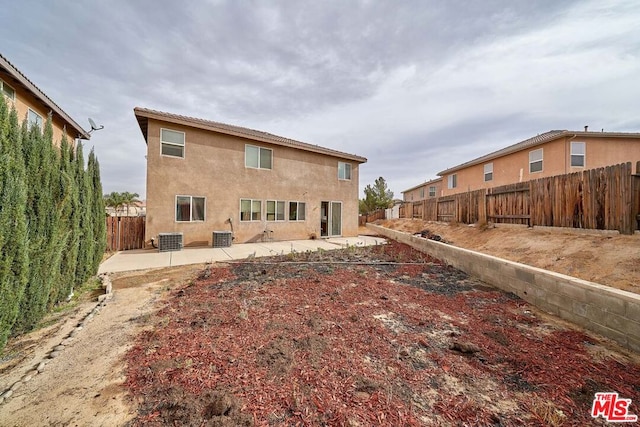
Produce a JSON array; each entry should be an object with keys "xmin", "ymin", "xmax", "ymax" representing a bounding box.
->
[
  {"xmin": 437, "ymin": 129, "xmax": 640, "ymax": 176},
  {"xmin": 402, "ymin": 177, "xmax": 442, "ymax": 193},
  {"xmin": 134, "ymin": 107, "xmax": 367, "ymax": 163},
  {"xmin": 0, "ymin": 53, "xmax": 90, "ymax": 140}
]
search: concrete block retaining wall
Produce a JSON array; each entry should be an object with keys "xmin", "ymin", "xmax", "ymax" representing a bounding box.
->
[{"xmin": 367, "ymin": 224, "xmax": 640, "ymax": 353}]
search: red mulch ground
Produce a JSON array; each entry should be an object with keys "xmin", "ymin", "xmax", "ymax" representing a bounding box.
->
[{"xmin": 125, "ymin": 241, "xmax": 640, "ymax": 426}]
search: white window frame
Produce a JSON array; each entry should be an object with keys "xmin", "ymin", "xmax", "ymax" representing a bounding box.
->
[
  {"xmin": 175, "ymin": 195, "xmax": 205, "ymax": 222},
  {"xmin": 484, "ymin": 162, "xmax": 493, "ymax": 182},
  {"xmin": 447, "ymin": 174, "xmax": 457, "ymax": 189},
  {"xmin": 1, "ymin": 78, "xmax": 15, "ymax": 101},
  {"xmin": 161, "ymin": 128, "xmax": 185, "ymax": 158},
  {"xmin": 570, "ymin": 142, "xmax": 585, "ymax": 167},
  {"xmin": 266, "ymin": 200, "xmax": 285, "ymax": 221},
  {"xmin": 289, "ymin": 201, "xmax": 306, "ymax": 221},
  {"xmin": 27, "ymin": 108, "xmax": 43, "ymax": 130},
  {"xmin": 429, "ymin": 186, "xmax": 436, "ymax": 197},
  {"xmin": 419, "ymin": 188, "xmax": 425, "ymax": 199},
  {"xmin": 245, "ymin": 144, "xmax": 273, "ymax": 170},
  {"xmin": 338, "ymin": 162, "xmax": 352, "ymax": 180},
  {"xmin": 240, "ymin": 198, "xmax": 262, "ymax": 221},
  {"xmin": 529, "ymin": 148, "xmax": 543, "ymax": 173}
]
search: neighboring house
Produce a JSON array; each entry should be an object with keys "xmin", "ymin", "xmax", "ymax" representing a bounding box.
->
[
  {"xmin": 135, "ymin": 107, "xmax": 367, "ymax": 246},
  {"xmin": 402, "ymin": 178, "xmax": 442, "ymax": 202},
  {"xmin": 106, "ymin": 200, "xmax": 146, "ymax": 217},
  {"xmin": 0, "ymin": 53, "xmax": 90, "ymax": 144},
  {"xmin": 438, "ymin": 129, "xmax": 640, "ymax": 196}
]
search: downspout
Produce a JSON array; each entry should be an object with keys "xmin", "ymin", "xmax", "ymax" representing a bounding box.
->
[{"xmin": 565, "ymin": 133, "xmax": 578, "ymax": 174}]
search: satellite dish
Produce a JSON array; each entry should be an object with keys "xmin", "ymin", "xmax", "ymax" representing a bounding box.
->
[{"xmin": 88, "ymin": 118, "xmax": 104, "ymax": 133}]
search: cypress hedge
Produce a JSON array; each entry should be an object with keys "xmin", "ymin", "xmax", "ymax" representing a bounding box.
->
[{"xmin": 0, "ymin": 97, "xmax": 106, "ymax": 350}]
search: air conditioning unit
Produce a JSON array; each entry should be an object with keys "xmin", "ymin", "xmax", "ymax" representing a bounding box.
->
[
  {"xmin": 158, "ymin": 232, "xmax": 183, "ymax": 252},
  {"xmin": 212, "ymin": 231, "xmax": 232, "ymax": 248}
]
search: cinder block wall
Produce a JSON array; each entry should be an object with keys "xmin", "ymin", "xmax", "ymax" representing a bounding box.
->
[{"xmin": 367, "ymin": 224, "xmax": 640, "ymax": 353}]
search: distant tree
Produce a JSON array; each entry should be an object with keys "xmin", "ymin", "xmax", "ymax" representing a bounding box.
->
[
  {"xmin": 360, "ymin": 176, "xmax": 394, "ymax": 214},
  {"xmin": 104, "ymin": 191, "xmax": 140, "ymax": 216}
]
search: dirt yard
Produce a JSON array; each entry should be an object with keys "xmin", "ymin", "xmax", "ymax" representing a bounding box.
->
[
  {"xmin": 1, "ymin": 225, "xmax": 639, "ymax": 426},
  {"xmin": 374, "ymin": 219, "xmax": 640, "ymax": 295},
  {"xmin": 0, "ymin": 265, "xmax": 205, "ymax": 427}
]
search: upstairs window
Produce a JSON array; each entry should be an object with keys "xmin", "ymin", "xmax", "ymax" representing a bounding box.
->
[
  {"xmin": 338, "ymin": 162, "xmax": 352, "ymax": 180},
  {"xmin": 161, "ymin": 128, "xmax": 185, "ymax": 158},
  {"xmin": 28, "ymin": 108, "xmax": 43, "ymax": 130},
  {"xmin": 176, "ymin": 196, "xmax": 205, "ymax": 222},
  {"xmin": 484, "ymin": 162, "xmax": 493, "ymax": 182},
  {"xmin": 429, "ymin": 186, "xmax": 436, "ymax": 197},
  {"xmin": 529, "ymin": 148, "xmax": 543, "ymax": 173},
  {"xmin": 419, "ymin": 188, "xmax": 425, "ymax": 198},
  {"xmin": 289, "ymin": 201, "xmax": 306, "ymax": 221},
  {"xmin": 266, "ymin": 200, "xmax": 285, "ymax": 221},
  {"xmin": 571, "ymin": 142, "xmax": 585, "ymax": 167},
  {"xmin": 245, "ymin": 145, "xmax": 272, "ymax": 169},
  {"xmin": 1, "ymin": 79, "xmax": 15, "ymax": 101},
  {"xmin": 447, "ymin": 174, "xmax": 457, "ymax": 189},
  {"xmin": 240, "ymin": 199, "xmax": 261, "ymax": 221}
]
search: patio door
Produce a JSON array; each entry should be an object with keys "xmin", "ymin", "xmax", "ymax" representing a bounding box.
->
[{"xmin": 320, "ymin": 201, "xmax": 342, "ymax": 237}]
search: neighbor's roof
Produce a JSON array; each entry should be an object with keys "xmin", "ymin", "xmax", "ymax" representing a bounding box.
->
[
  {"xmin": 134, "ymin": 107, "xmax": 367, "ymax": 163},
  {"xmin": 401, "ymin": 177, "xmax": 442, "ymax": 193},
  {"xmin": 437, "ymin": 129, "xmax": 640, "ymax": 176},
  {"xmin": 0, "ymin": 53, "xmax": 90, "ymax": 139}
]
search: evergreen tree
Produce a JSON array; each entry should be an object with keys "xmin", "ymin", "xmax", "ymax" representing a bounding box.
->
[
  {"xmin": 0, "ymin": 100, "xmax": 29, "ymax": 349},
  {"xmin": 359, "ymin": 176, "xmax": 394, "ymax": 214},
  {"xmin": 57, "ymin": 136, "xmax": 80, "ymax": 301},
  {"xmin": 88, "ymin": 148, "xmax": 106, "ymax": 274},
  {"xmin": 75, "ymin": 142, "xmax": 93, "ymax": 285}
]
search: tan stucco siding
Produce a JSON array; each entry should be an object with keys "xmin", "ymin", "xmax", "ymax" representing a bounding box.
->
[
  {"xmin": 441, "ymin": 136, "xmax": 640, "ymax": 196},
  {"xmin": 145, "ymin": 119, "xmax": 361, "ymax": 246},
  {"xmin": 403, "ymin": 180, "xmax": 442, "ymax": 201},
  {"xmin": 1, "ymin": 72, "xmax": 78, "ymax": 146}
]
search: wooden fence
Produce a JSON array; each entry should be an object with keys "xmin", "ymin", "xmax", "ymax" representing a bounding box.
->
[
  {"xmin": 359, "ymin": 209, "xmax": 386, "ymax": 226},
  {"xmin": 402, "ymin": 162, "xmax": 640, "ymax": 235},
  {"xmin": 106, "ymin": 216, "xmax": 146, "ymax": 251}
]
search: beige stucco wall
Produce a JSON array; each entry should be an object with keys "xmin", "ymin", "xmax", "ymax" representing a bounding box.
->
[
  {"xmin": 403, "ymin": 180, "xmax": 442, "ymax": 202},
  {"xmin": 1, "ymin": 71, "xmax": 80, "ymax": 146},
  {"xmin": 442, "ymin": 136, "xmax": 640, "ymax": 196},
  {"xmin": 145, "ymin": 119, "xmax": 362, "ymax": 246}
]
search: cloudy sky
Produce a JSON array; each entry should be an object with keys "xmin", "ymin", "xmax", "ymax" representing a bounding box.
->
[{"xmin": 2, "ymin": 0, "xmax": 639, "ymax": 199}]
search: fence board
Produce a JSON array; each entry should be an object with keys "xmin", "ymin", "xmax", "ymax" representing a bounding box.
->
[
  {"xmin": 404, "ymin": 163, "xmax": 637, "ymax": 234},
  {"xmin": 106, "ymin": 216, "xmax": 146, "ymax": 251}
]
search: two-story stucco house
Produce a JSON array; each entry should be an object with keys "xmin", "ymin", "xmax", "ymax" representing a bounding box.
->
[
  {"xmin": 0, "ymin": 53, "xmax": 90, "ymax": 143},
  {"xmin": 135, "ymin": 108, "xmax": 367, "ymax": 247},
  {"xmin": 402, "ymin": 178, "xmax": 442, "ymax": 202},
  {"xmin": 438, "ymin": 129, "xmax": 640, "ymax": 196}
]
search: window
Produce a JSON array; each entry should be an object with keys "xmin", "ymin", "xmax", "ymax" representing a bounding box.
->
[
  {"xmin": 289, "ymin": 201, "xmax": 306, "ymax": 221},
  {"xmin": 571, "ymin": 142, "xmax": 585, "ymax": 167},
  {"xmin": 176, "ymin": 196, "xmax": 205, "ymax": 222},
  {"xmin": 338, "ymin": 162, "xmax": 351, "ymax": 180},
  {"xmin": 240, "ymin": 199, "xmax": 261, "ymax": 221},
  {"xmin": 266, "ymin": 200, "xmax": 285, "ymax": 221},
  {"xmin": 529, "ymin": 148, "xmax": 543, "ymax": 173},
  {"xmin": 484, "ymin": 163, "xmax": 493, "ymax": 182},
  {"xmin": 245, "ymin": 145, "xmax": 272, "ymax": 169},
  {"xmin": 1, "ymin": 79, "xmax": 15, "ymax": 101},
  {"xmin": 161, "ymin": 128, "xmax": 185, "ymax": 158},
  {"xmin": 447, "ymin": 174, "xmax": 457, "ymax": 189},
  {"xmin": 429, "ymin": 186, "xmax": 436, "ymax": 197},
  {"xmin": 419, "ymin": 188, "xmax": 425, "ymax": 199},
  {"xmin": 27, "ymin": 108, "xmax": 43, "ymax": 130}
]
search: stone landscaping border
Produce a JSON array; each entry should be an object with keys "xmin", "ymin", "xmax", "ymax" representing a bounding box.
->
[
  {"xmin": 0, "ymin": 274, "xmax": 113, "ymax": 405},
  {"xmin": 367, "ymin": 224, "xmax": 640, "ymax": 353}
]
